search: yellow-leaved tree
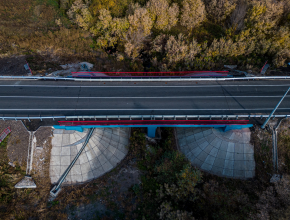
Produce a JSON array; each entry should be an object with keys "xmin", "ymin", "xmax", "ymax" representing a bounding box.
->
[{"xmin": 180, "ymin": 0, "xmax": 206, "ymax": 30}]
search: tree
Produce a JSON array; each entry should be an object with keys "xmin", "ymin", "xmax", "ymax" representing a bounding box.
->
[
  {"xmin": 204, "ymin": 0, "xmax": 238, "ymax": 25},
  {"xmin": 180, "ymin": 0, "xmax": 206, "ymax": 30},
  {"xmin": 123, "ymin": 5, "xmax": 153, "ymax": 59},
  {"xmin": 146, "ymin": 0, "xmax": 179, "ymax": 31},
  {"xmin": 67, "ymin": 0, "xmax": 93, "ymax": 31}
]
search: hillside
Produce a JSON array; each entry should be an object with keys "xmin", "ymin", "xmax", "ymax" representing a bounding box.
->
[{"xmin": 0, "ymin": 0, "xmax": 290, "ymax": 74}]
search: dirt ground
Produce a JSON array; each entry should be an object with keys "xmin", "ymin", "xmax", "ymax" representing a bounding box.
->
[
  {"xmin": 31, "ymin": 126, "xmax": 53, "ymax": 176},
  {"xmin": 269, "ymin": 66, "xmax": 290, "ymax": 76},
  {"xmin": 0, "ymin": 121, "xmax": 30, "ymax": 167},
  {"xmin": 66, "ymin": 160, "xmax": 141, "ymax": 219},
  {"xmin": 0, "ymin": 55, "xmax": 29, "ymax": 76}
]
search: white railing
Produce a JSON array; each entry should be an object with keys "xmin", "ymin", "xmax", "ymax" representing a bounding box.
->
[{"xmin": 1, "ymin": 114, "xmax": 289, "ymax": 121}]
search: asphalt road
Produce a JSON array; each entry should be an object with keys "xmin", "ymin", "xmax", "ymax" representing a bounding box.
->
[{"xmin": 0, "ymin": 80, "xmax": 290, "ymax": 117}]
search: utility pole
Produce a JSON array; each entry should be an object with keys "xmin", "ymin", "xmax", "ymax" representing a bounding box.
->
[{"xmin": 261, "ymin": 87, "xmax": 290, "ymax": 129}]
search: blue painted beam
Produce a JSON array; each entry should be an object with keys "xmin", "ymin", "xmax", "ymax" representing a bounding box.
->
[
  {"xmin": 147, "ymin": 126, "xmax": 157, "ymax": 138},
  {"xmin": 54, "ymin": 124, "xmax": 253, "ymax": 138}
]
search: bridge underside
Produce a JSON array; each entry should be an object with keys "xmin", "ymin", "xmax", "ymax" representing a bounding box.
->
[{"xmin": 55, "ymin": 120, "xmax": 253, "ymax": 137}]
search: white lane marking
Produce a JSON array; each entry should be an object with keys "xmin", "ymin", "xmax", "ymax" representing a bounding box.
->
[
  {"xmin": 0, "ymin": 84, "xmax": 290, "ymax": 88},
  {"xmin": 0, "ymin": 108, "xmax": 289, "ymax": 111},
  {"xmin": 0, "ymin": 96, "xmax": 288, "ymax": 98}
]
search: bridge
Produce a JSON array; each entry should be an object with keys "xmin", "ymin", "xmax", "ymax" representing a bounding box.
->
[
  {"xmin": 4, "ymin": 78, "xmax": 288, "ymax": 194},
  {"xmin": 0, "ymin": 79, "xmax": 289, "ymax": 136}
]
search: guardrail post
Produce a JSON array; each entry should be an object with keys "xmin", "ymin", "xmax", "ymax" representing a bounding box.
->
[{"xmin": 261, "ymin": 87, "xmax": 290, "ymax": 129}]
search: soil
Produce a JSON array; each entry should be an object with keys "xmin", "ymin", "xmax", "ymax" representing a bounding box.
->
[
  {"xmin": 0, "ymin": 121, "xmax": 30, "ymax": 167},
  {"xmin": 31, "ymin": 126, "xmax": 53, "ymax": 176},
  {"xmin": 0, "ymin": 55, "xmax": 29, "ymax": 76},
  {"xmin": 269, "ymin": 66, "xmax": 290, "ymax": 76},
  {"xmin": 66, "ymin": 160, "xmax": 141, "ymax": 219}
]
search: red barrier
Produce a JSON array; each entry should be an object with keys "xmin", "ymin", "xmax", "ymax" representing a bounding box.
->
[{"xmin": 71, "ymin": 71, "xmax": 229, "ymax": 77}]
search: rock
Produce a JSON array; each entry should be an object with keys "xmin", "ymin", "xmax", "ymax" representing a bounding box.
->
[
  {"xmin": 60, "ymin": 63, "xmax": 78, "ymax": 70},
  {"xmin": 60, "ymin": 62, "xmax": 93, "ymax": 71},
  {"xmin": 145, "ymin": 135, "xmax": 157, "ymax": 144},
  {"xmin": 79, "ymin": 62, "xmax": 94, "ymax": 70},
  {"xmin": 8, "ymin": 162, "xmax": 15, "ymax": 167},
  {"xmin": 270, "ymin": 174, "xmax": 282, "ymax": 183},
  {"xmin": 224, "ymin": 65, "xmax": 237, "ymax": 69}
]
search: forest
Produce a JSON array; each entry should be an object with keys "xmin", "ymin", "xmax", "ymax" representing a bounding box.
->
[
  {"xmin": 62, "ymin": 0, "xmax": 290, "ymax": 71},
  {"xmin": 0, "ymin": 0, "xmax": 290, "ymax": 72}
]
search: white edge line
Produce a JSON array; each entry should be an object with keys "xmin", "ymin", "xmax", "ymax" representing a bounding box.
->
[
  {"xmin": 0, "ymin": 96, "xmax": 288, "ymax": 98},
  {"xmin": 1, "ymin": 96, "xmax": 290, "ymax": 98},
  {"xmin": 0, "ymin": 108, "xmax": 289, "ymax": 111},
  {"xmin": 1, "ymin": 84, "xmax": 290, "ymax": 88}
]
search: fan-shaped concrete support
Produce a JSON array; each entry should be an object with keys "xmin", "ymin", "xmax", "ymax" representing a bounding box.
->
[
  {"xmin": 176, "ymin": 127, "xmax": 255, "ymax": 179},
  {"xmin": 50, "ymin": 128, "xmax": 130, "ymax": 184}
]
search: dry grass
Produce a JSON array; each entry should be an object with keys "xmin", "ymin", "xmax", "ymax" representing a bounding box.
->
[{"xmin": 0, "ymin": 0, "xmax": 135, "ymax": 73}]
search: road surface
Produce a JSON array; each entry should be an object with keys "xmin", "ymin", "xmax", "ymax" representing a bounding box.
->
[{"xmin": 0, "ymin": 80, "xmax": 289, "ymax": 117}]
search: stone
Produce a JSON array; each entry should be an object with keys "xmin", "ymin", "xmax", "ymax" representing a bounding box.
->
[
  {"xmin": 61, "ymin": 156, "xmax": 71, "ymax": 166},
  {"xmin": 71, "ymin": 165, "xmax": 82, "ymax": 175},
  {"xmin": 194, "ymin": 132, "xmax": 204, "ymax": 140},
  {"xmin": 216, "ymin": 149, "xmax": 227, "ymax": 160},
  {"xmin": 81, "ymin": 162, "xmax": 92, "ymax": 174},
  {"xmin": 61, "ymin": 146, "xmax": 70, "ymax": 156},
  {"xmin": 204, "ymin": 155, "xmax": 216, "ymax": 166},
  {"xmin": 225, "ymin": 151, "xmax": 235, "ymax": 160},
  {"xmin": 213, "ymin": 158, "xmax": 225, "ymax": 168},
  {"xmin": 102, "ymin": 161, "xmax": 114, "ymax": 172},
  {"xmin": 224, "ymin": 65, "xmax": 237, "ymax": 69},
  {"xmin": 201, "ymin": 162, "xmax": 213, "ymax": 171},
  {"xmin": 224, "ymin": 159, "xmax": 234, "ymax": 170}
]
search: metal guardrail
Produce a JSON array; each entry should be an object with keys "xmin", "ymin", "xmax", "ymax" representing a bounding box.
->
[
  {"xmin": 1, "ymin": 75, "xmax": 290, "ymax": 81},
  {"xmin": 1, "ymin": 114, "xmax": 289, "ymax": 121}
]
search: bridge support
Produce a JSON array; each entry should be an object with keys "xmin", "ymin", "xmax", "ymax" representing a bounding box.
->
[
  {"xmin": 147, "ymin": 126, "xmax": 157, "ymax": 138},
  {"xmin": 223, "ymin": 124, "xmax": 253, "ymax": 132}
]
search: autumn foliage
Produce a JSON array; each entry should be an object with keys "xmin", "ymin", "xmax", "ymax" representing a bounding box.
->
[{"xmin": 1, "ymin": 0, "xmax": 290, "ymax": 70}]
